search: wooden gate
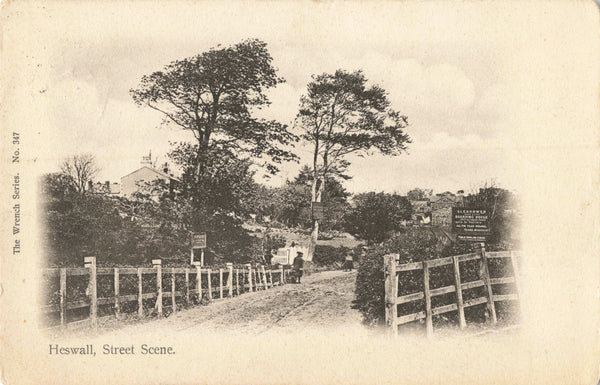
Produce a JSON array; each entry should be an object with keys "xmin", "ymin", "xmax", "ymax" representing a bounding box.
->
[{"xmin": 384, "ymin": 245, "xmax": 521, "ymax": 337}]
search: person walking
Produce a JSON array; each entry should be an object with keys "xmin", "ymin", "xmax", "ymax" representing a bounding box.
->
[
  {"xmin": 343, "ymin": 253, "xmax": 354, "ymax": 271},
  {"xmin": 292, "ymin": 251, "xmax": 304, "ymax": 284}
]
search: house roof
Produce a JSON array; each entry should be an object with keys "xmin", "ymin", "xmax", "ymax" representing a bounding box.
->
[
  {"xmin": 121, "ymin": 166, "xmax": 180, "ymax": 182},
  {"xmin": 430, "ymin": 194, "xmax": 459, "ymax": 203}
]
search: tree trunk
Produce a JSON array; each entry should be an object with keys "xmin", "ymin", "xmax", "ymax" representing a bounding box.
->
[
  {"xmin": 308, "ymin": 138, "xmax": 322, "ymax": 261},
  {"xmin": 308, "ymin": 179, "xmax": 321, "ymax": 261},
  {"xmin": 308, "ymin": 146, "xmax": 326, "ymax": 261}
]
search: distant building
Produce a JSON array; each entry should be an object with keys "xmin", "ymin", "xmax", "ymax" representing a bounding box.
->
[
  {"xmin": 120, "ymin": 153, "xmax": 179, "ymax": 199},
  {"xmin": 430, "ymin": 191, "xmax": 463, "ymax": 227},
  {"xmin": 88, "ymin": 180, "xmax": 120, "ymax": 196},
  {"xmin": 410, "ymin": 200, "xmax": 431, "ymax": 225}
]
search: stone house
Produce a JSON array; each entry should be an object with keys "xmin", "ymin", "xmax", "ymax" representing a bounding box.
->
[{"xmin": 430, "ymin": 192, "xmax": 463, "ymax": 227}]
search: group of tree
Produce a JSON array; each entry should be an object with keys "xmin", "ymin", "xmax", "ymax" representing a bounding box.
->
[
  {"xmin": 43, "ymin": 38, "xmax": 413, "ymax": 266},
  {"xmin": 406, "ymin": 187, "xmax": 433, "ymax": 201},
  {"xmin": 343, "ymin": 192, "xmax": 412, "ymax": 244},
  {"xmin": 253, "ymin": 165, "xmax": 351, "ymax": 231}
]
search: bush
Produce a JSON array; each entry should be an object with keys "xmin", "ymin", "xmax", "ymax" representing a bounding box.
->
[
  {"xmin": 312, "ymin": 245, "xmax": 350, "ymax": 267},
  {"xmin": 343, "ymin": 192, "xmax": 412, "ymax": 244},
  {"xmin": 354, "ymin": 228, "xmax": 474, "ymax": 327}
]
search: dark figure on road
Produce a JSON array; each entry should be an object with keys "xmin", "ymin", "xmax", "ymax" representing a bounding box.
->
[
  {"xmin": 342, "ymin": 254, "xmax": 354, "ymax": 271},
  {"xmin": 292, "ymin": 251, "xmax": 304, "ymax": 284}
]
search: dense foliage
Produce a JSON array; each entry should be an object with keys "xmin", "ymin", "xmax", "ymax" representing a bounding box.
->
[
  {"xmin": 312, "ymin": 245, "xmax": 351, "ymax": 267},
  {"xmin": 253, "ymin": 165, "xmax": 351, "ymax": 231},
  {"xmin": 42, "ymin": 169, "xmax": 267, "ymax": 267},
  {"xmin": 354, "ymin": 228, "xmax": 517, "ymax": 329},
  {"xmin": 42, "ymin": 173, "xmax": 188, "ymax": 266},
  {"xmin": 406, "ymin": 187, "xmax": 432, "ymax": 201},
  {"xmin": 343, "ymin": 192, "xmax": 412, "ymax": 243}
]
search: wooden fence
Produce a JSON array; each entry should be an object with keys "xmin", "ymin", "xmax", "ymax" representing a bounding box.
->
[
  {"xmin": 384, "ymin": 245, "xmax": 521, "ymax": 337},
  {"xmin": 42, "ymin": 257, "xmax": 289, "ymax": 329}
]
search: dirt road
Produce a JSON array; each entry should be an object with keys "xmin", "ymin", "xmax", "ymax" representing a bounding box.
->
[{"xmin": 113, "ymin": 270, "xmax": 364, "ymax": 336}]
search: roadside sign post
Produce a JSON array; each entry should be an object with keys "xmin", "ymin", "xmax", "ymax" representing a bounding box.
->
[
  {"xmin": 191, "ymin": 233, "xmax": 207, "ymax": 266},
  {"xmin": 312, "ymin": 201, "xmax": 324, "ymax": 221},
  {"xmin": 452, "ymin": 208, "xmax": 490, "ymax": 245}
]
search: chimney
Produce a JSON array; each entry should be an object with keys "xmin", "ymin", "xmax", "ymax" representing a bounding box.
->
[
  {"xmin": 163, "ymin": 162, "xmax": 169, "ymax": 174},
  {"xmin": 140, "ymin": 152, "xmax": 152, "ymax": 167}
]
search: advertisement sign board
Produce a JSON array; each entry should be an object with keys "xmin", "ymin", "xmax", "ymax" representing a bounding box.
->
[
  {"xmin": 191, "ymin": 233, "xmax": 207, "ymax": 249},
  {"xmin": 312, "ymin": 202, "xmax": 324, "ymax": 221},
  {"xmin": 452, "ymin": 208, "xmax": 490, "ymax": 242}
]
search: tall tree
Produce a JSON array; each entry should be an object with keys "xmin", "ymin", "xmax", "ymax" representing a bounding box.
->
[
  {"xmin": 296, "ymin": 70, "xmax": 411, "ymax": 258},
  {"xmin": 130, "ymin": 39, "xmax": 298, "ymax": 177},
  {"xmin": 60, "ymin": 153, "xmax": 99, "ymax": 194}
]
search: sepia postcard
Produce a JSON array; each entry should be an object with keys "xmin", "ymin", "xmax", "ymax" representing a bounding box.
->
[{"xmin": 1, "ymin": 1, "xmax": 599, "ymax": 384}]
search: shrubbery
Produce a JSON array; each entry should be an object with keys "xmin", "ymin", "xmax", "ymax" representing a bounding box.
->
[
  {"xmin": 42, "ymin": 173, "xmax": 274, "ymax": 267},
  {"xmin": 354, "ymin": 228, "xmax": 510, "ymax": 328},
  {"xmin": 343, "ymin": 192, "xmax": 412, "ymax": 244},
  {"xmin": 312, "ymin": 245, "xmax": 350, "ymax": 267}
]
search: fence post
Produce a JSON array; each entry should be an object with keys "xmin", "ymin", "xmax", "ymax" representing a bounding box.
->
[
  {"xmin": 171, "ymin": 268, "xmax": 177, "ymax": 313},
  {"xmin": 114, "ymin": 268, "xmax": 120, "ymax": 319},
  {"xmin": 84, "ymin": 257, "xmax": 98, "ymax": 328},
  {"xmin": 257, "ymin": 268, "xmax": 262, "ymax": 290},
  {"xmin": 261, "ymin": 266, "xmax": 268, "ymax": 290},
  {"xmin": 207, "ymin": 268, "xmax": 213, "ymax": 300},
  {"xmin": 59, "ymin": 268, "xmax": 66, "ymax": 328},
  {"xmin": 452, "ymin": 256, "xmax": 466, "ymax": 329},
  {"xmin": 479, "ymin": 244, "xmax": 497, "ymax": 325},
  {"xmin": 235, "ymin": 268, "xmax": 240, "ymax": 295},
  {"xmin": 137, "ymin": 268, "xmax": 143, "ymax": 317},
  {"xmin": 227, "ymin": 263, "xmax": 234, "ymax": 297},
  {"xmin": 153, "ymin": 259, "xmax": 163, "ymax": 317},
  {"xmin": 196, "ymin": 265, "xmax": 202, "ymax": 302},
  {"xmin": 423, "ymin": 260, "xmax": 433, "ymax": 338},
  {"xmin": 281, "ymin": 265, "xmax": 285, "ymax": 285},
  {"xmin": 384, "ymin": 254, "xmax": 398, "ymax": 336},
  {"xmin": 241, "ymin": 268, "xmax": 246, "ymax": 293},
  {"xmin": 185, "ymin": 268, "xmax": 190, "ymax": 306},
  {"xmin": 510, "ymin": 251, "xmax": 522, "ymax": 317},
  {"xmin": 219, "ymin": 268, "xmax": 224, "ymax": 299},
  {"xmin": 268, "ymin": 268, "xmax": 273, "ymax": 289},
  {"xmin": 246, "ymin": 264, "xmax": 253, "ymax": 292}
]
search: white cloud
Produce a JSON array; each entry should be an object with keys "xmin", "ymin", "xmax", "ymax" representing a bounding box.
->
[
  {"xmin": 476, "ymin": 83, "xmax": 510, "ymax": 118},
  {"xmin": 344, "ymin": 54, "xmax": 476, "ymax": 115},
  {"xmin": 255, "ymin": 83, "xmax": 302, "ymax": 126}
]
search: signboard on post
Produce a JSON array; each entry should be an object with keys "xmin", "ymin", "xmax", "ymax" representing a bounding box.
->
[
  {"xmin": 312, "ymin": 202, "xmax": 324, "ymax": 221},
  {"xmin": 452, "ymin": 208, "xmax": 490, "ymax": 243},
  {"xmin": 191, "ymin": 233, "xmax": 207, "ymax": 266},
  {"xmin": 192, "ymin": 233, "xmax": 207, "ymax": 249}
]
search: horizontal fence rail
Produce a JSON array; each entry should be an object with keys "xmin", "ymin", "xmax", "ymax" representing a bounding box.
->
[
  {"xmin": 385, "ymin": 246, "xmax": 521, "ymax": 338},
  {"xmin": 42, "ymin": 258, "xmax": 290, "ymax": 330}
]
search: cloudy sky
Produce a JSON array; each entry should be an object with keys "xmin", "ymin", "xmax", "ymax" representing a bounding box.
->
[{"xmin": 21, "ymin": 2, "xmax": 592, "ymax": 195}]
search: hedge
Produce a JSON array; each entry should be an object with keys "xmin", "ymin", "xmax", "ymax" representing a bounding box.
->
[{"xmin": 353, "ymin": 228, "xmax": 514, "ymax": 328}]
